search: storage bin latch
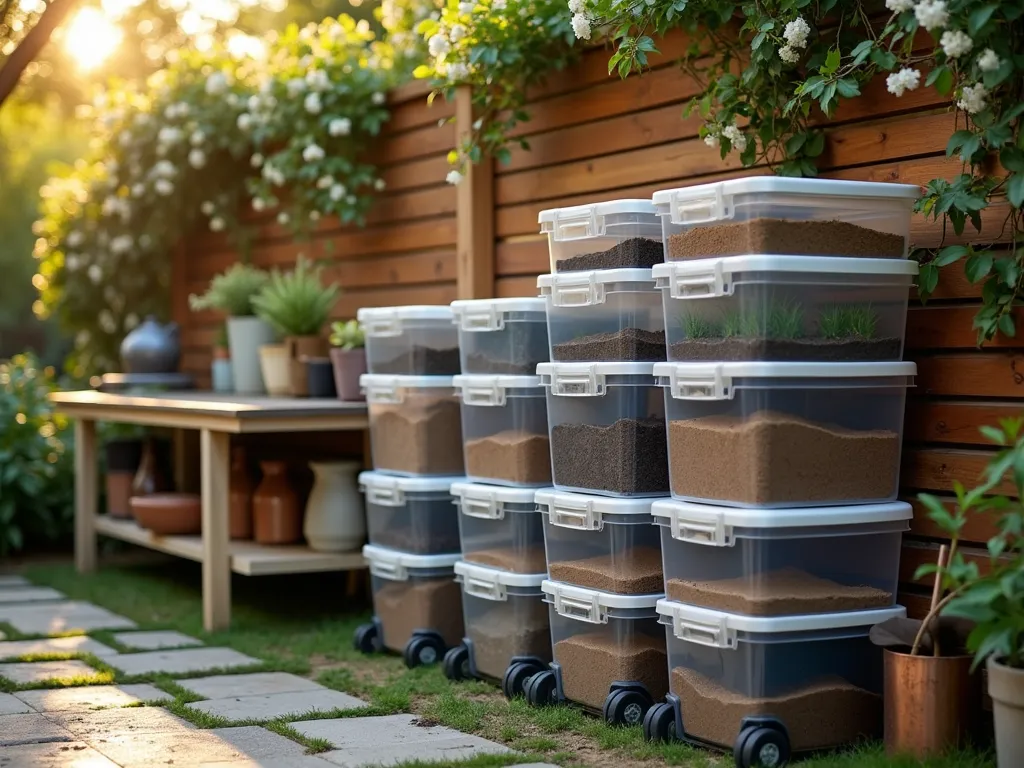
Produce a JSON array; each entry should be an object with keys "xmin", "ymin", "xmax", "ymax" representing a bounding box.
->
[
  {"xmin": 668, "ymin": 187, "xmax": 732, "ymax": 225},
  {"xmin": 547, "ymin": 367, "xmax": 605, "ymax": 397},
  {"xmin": 458, "ymin": 495, "xmax": 505, "ymax": 520},
  {"xmin": 364, "ymin": 382, "xmax": 405, "ymax": 404},
  {"xmin": 667, "ymin": 262, "xmax": 731, "ymax": 298},
  {"xmin": 460, "ymin": 381, "xmax": 507, "ymax": 406},
  {"xmin": 360, "ymin": 313, "xmax": 403, "ymax": 337},
  {"xmin": 462, "ymin": 572, "xmax": 507, "ymax": 601},
  {"xmin": 672, "ymin": 612, "xmax": 737, "ymax": 649},
  {"xmin": 547, "ymin": 497, "xmax": 602, "ymax": 531},
  {"xmin": 364, "ymin": 485, "xmax": 405, "ymax": 507},
  {"xmin": 368, "ymin": 559, "xmax": 408, "ymax": 582},
  {"xmin": 670, "ymin": 512, "xmax": 732, "ymax": 547},
  {"xmin": 669, "ymin": 366, "xmax": 732, "ymax": 400},
  {"xmin": 552, "ymin": 587, "xmax": 605, "ymax": 624},
  {"xmin": 551, "ymin": 206, "xmax": 601, "ymax": 241},
  {"xmin": 549, "ymin": 273, "xmax": 606, "ymax": 307},
  {"xmin": 459, "ymin": 305, "xmax": 504, "ymax": 332}
]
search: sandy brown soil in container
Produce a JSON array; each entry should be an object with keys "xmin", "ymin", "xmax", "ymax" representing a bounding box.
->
[
  {"xmin": 669, "ymin": 336, "xmax": 902, "ymax": 362},
  {"xmin": 547, "ymin": 546, "xmax": 664, "ymax": 593},
  {"xmin": 465, "ymin": 430, "xmax": 552, "ymax": 484},
  {"xmin": 555, "ymin": 631, "xmax": 668, "ymax": 711},
  {"xmin": 374, "ymin": 579, "xmax": 464, "ymax": 651},
  {"xmin": 672, "ymin": 667, "xmax": 881, "ymax": 751},
  {"xmin": 371, "ymin": 397, "xmax": 464, "ymax": 475},
  {"xmin": 665, "ymin": 567, "xmax": 893, "ymax": 616},
  {"xmin": 668, "ymin": 411, "xmax": 899, "ymax": 505},
  {"xmin": 468, "ymin": 599, "xmax": 551, "ymax": 679},
  {"xmin": 464, "ymin": 545, "xmax": 549, "ymax": 574}
]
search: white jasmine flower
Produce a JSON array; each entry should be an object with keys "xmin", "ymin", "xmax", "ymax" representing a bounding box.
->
[
  {"xmin": 303, "ymin": 143, "xmax": 326, "ymax": 163},
  {"xmin": 125, "ymin": 313, "xmax": 139, "ymax": 329},
  {"xmin": 568, "ymin": 0, "xmax": 584, "ymax": 12},
  {"xmin": 309, "ymin": 210, "xmax": 321, "ymax": 221},
  {"xmin": 329, "ymin": 183, "xmax": 346, "ymax": 201},
  {"xmin": 459, "ymin": 1, "xmax": 474, "ymax": 12},
  {"xmin": 88, "ymin": 264, "xmax": 103, "ymax": 284},
  {"xmin": 447, "ymin": 62, "xmax": 469, "ymax": 82},
  {"xmin": 237, "ymin": 113, "xmax": 253, "ymax": 131},
  {"xmin": 428, "ymin": 33, "xmax": 451, "ymax": 58},
  {"xmin": 226, "ymin": 94, "xmax": 240, "ymax": 108},
  {"xmin": 915, "ymin": 0, "xmax": 948, "ymax": 32},
  {"xmin": 779, "ymin": 45, "xmax": 801, "ymax": 64},
  {"xmin": 277, "ymin": 211, "xmax": 290, "ymax": 225},
  {"xmin": 346, "ymin": 194, "xmax": 357, "ymax": 205},
  {"xmin": 957, "ymin": 82, "xmax": 989, "ymax": 114},
  {"xmin": 305, "ymin": 92, "xmax": 323, "ymax": 114},
  {"xmin": 372, "ymin": 92, "xmax": 386, "ymax": 105},
  {"xmin": 132, "ymin": 183, "xmax": 145, "ymax": 197},
  {"xmin": 941, "ymin": 30, "xmax": 973, "ymax": 58},
  {"xmin": 722, "ymin": 124, "xmax": 748, "ymax": 152},
  {"xmin": 191, "ymin": 130, "xmax": 205, "ymax": 146},
  {"xmin": 885, "ymin": 67, "xmax": 921, "ymax": 97},
  {"xmin": 317, "ymin": 175, "xmax": 335, "ymax": 189},
  {"xmin": 118, "ymin": 132, "xmax": 132, "ymax": 147},
  {"xmin": 154, "ymin": 178, "xmax": 174, "ymax": 196},
  {"xmin": 446, "ymin": 169, "xmax": 464, "ymax": 185},
  {"xmin": 99, "ymin": 310, "xmax": 115, "ymax": 333},
  {"xmin": 201, "ymin": 201, "xmax": 215, "ymax": 215},
  {"xmin": 329, "ymin": 117, "xmax": 352, "ymax": 136},
  {"xmin": 374, "ymin": 178, "xmax": 386, "ymax": 191},
  {"xmin": 157, "ymin": 126, "xmax": 182, "ymax": 144},
  {"xmin": 286, "ymin": 78, "xmax": 307, "ymax": 96},
  {"xmin": 885, "ymin": 0, "xmax": 914, "ymax": 10},
  {"xmin": 252, "ymin": 197, "xmax": 267, "ymax": 212},
  {"xmin": 978, "ymin": 49, "xmax": 1001, "ymax": 72},
  {"xmin": 205, "ymin": 72, "xmax": 229, "ymax": 95},
  {"xmin": 67, "ymin": 230, "xmax": 84, "ymax": 248},
  {"xmin": 450, "ymin": 24, "xmax": 466, "ymax": 42},
  {"xmin": 250, "ymin": 153, "xmax": 264, "ymax": 168},
  {"xmin": 66, "ymin": 254, "xmax": 80, "ymax": 271},
  {"xmin": 110, "ymin": 235, "xmax": 133, "ymax": 254},
  {"xmin": 188, "ymin": 149, "xmax": 207, "ymax": 169},
  {"xmin": 248, "ymin": 95, "xmax": 262, "ymax": 112},
  {"xmin": 492, "ymin": 0, "xmax": 506, "ymax": 9},
  {"xmin": 209, "ymin": 216, "xmax": 225, "ymax": 232},
  {"xmin": 306, "ymin": 69, "xmax": 330, "ymax": 91},
  {"xmin": 152, "ymin": 159, "xmax": 176, "ymax": 177},
  {"xmin": 571, "ymin": 13, "xmax": 591, "ymax": 40},
  {"xmin": 783, "ymin": 17, "xmax": 810, "ymax": 49},
  {"xmin": 704, "ymin": 133, "xmax": 719, "ymax": 148}
]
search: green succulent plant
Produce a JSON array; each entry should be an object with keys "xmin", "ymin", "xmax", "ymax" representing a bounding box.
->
[
  {"xmin": 329, "ymin": 320, "xmax": 365, "ymax": 350},
  {"xmin": 189, "ymin": 263, "xmax": 270, "ymax": 317},
  {"xmin": 251, "ymin": 256, "xmax": 339, "ymax": 337}
]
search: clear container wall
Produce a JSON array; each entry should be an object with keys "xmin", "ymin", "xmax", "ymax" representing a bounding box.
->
[
  {"xmin": 460, "ymin": 507, "xmax": 547, "ymax": 574},
  {"xmin": 658, "ymin": 523, "xmax": 905, "ymax": 615},
  {"xmin": 664, "ymin": 377, "xmax": 908, "ymax": 507},
  {"xmin": 547, "ymin": 381, "xmax": 668, "ymax": 496},
  {"xmin": 659, "ymin": 191, "xmax": 913, "ymax": 260},
  {"xmin": 544, "ymin": 215, "xmax": 663, "ymax": 272},
  {"xmin": 544, "ymin": 517, "xmax": 662, "ymax": 593},
  {"xmin": 371, "ymin": 572, "xmax": 464, "ymax": 652},
  {"xmin": 463, "ymin": 590, "xmax": 551, "ymax": 679},
  {"xmin": 365, "ymin": 320, "xmax": 460, "ymax": 375},
  {"xmin": 368, "ymin": 387, "xmax": 464, "ymax": 476},
  {"xmin": 546, "ymin": 281, "xmax": 665, "ymax": 362},
  {"xmin": 460, "ymin": 313, "xmax": 550, "ymax": 374},
  {"xmin": 461, "ymin": 391, "xmax": 550, "ymax": 486},
  {"xmin": 549, "ymin": 610, "xmax": 667, "ymax": 710},
  {"xmin": 665, "ymin": 627, "xmax": 883, "ymax": 751},
  {"xmin": 662, "ymin": 270, "xmax": 913, "ymax": 363},
  {"xmin": 366, "ymin": 492, "xmax": 461, "ymax": 554}
]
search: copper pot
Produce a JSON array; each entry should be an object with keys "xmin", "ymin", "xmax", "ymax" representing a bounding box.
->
[
  {"xmin": 884, "ymin": 648, "xmax": 983, "ymax": 757},
  {"xmin": 285, "ymin": 335, "xmax": 326, "ymax": 397}
]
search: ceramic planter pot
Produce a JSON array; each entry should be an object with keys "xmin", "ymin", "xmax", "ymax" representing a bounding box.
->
[
  {"xmin": 258, "ymin": 343, "xmax": 291, "ymax": 396},
  {"xmin": 306, "ymin": 358, "xmax": 337, "ymax": 398},
  {"xmin": 253, "ymin": 460, "xmax": 302, "ymax": 544},
  {"xmin": 227, "ymin": 316, "xmax": 276, "ymax": 394},
  {"xmin": 884, "ymin": 649, "xmax": 982, "ymax": 757},
  {"xmin": 211, "ymin": 357, "xmax": 234, "ymax": 393},
  {"xmin": 104, "ymin": 438, "xmax": 143, "ymax": 519},
  {"xmin": 303, "ymin": 460, "xmax": 365, "ymax": 552},
  {"xmin": 132, "ymin": 437, "xmax": 171, "ymax": 497},
  {"xmin": 229, "ymin": 447, "xmax": 253, "ymax": 540},
  {"xmin": 121, "ymin": 316, "xmax": 180, "ymax": 373},
  {"xmin": 329, "ymin": 347, "xmax": 367, "ymax": 402},
  {"xmin": 130, "ymin": 493, "xmax": 202, "ymax": 535},
  {"xmin": 285, "ymin": 335, "xmax": 326, "ymax": 397},
  {"xmin": 989, "ymin": 656, "xmax": 1024, "ymax": 767}
]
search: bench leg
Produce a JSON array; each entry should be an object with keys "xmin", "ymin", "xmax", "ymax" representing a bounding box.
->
[
  {"xmin": 74, "ymin": 419, "xmax": 98, "ymax": 573},
  {"xmin": 200, "ymin": 429, "xmax": 231, "ymax": 631}
]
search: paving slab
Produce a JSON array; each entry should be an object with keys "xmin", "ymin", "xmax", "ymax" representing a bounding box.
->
[
  {"xmin": 176, "ymin": 671, "xmax": 322, "ymax": 699},
  {"xmin": 0, "ymin": 741, "xmax": 120, "ymax": 768},
  {"xmin": 0, "ymin": 691, "xmax": 33, "ymax": 714},
  {"xmin": 0, "ymin": 574, "xmax": 30, "ymax": 587},
  {"xmin": 15, "ymin": 683, "xmax": 171, "ymax": 713},
  {"xmin": 0, "ymin": 712, "xmax": 74, "ymax": 746},
  {"xmin": 80, "ymin": 728, "xmax": 279, "ymax": 768},
  {"xmin": 188, "ymin": 689, "xmax": 366, "ymax": 721},
  {"xmin": 0, "ymin": 659, "xmax": 98, "ymax": 684},
  {"xmin": 47, "ymin": 706, "xmax": 196, "ymax": 738},
  {"xmin": 0, "ymin": 601, "xmax": 136, "ymax": 635},
  {"xmin": 0, "ymin": 635, "xmax": 118, "ymax": 660},
  {"xmin": 112, "ymin": 630, "xmax": 203, "ymax": 650},
  {"xmin": 317, "ymin": 737, "xmax": 512, "ymax": 768},
  {"xmin": 0, "ymin": 586, "xmax": 65, "ymax": 604},
  {"xmin": 198, "ymin": 726, "xmax": 339, "ymax": 767},
  {"xmin": 109, "ymin": 647, "xmax": 259, "ymax": 676}
]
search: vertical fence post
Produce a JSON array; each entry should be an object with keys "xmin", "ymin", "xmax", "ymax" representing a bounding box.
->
[{"xmin": 455, "ymin": 85, "xmax": 495, "ymax": 299}]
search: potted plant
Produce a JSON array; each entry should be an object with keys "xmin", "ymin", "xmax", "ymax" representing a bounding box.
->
[
  {"xmin": 211, "ymin": 325, "xmax": 233, "ymax": 393},
  {"xmin": 251, "ymin": 256, "xmax": 339, "ymax": 397},
  {"xmin": 328, "ymin": 320, "xmax": 366, "ymax": 401},
  {"xmin": 100, "ymin": 422, "xmax": 147, "ymax": 519},
  {"xmin": 189, "ymin": 263, "xmax": 273, "ymax": 394}
]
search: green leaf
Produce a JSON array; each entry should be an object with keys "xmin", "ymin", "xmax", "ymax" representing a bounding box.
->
[
  {"xmin": 946, "ymin": 130, "xmax": 976, "ymax": 157},
  {"xmin": 836, "ymin": 78, "xmax": 860, "ymax": 98},
  {"xmin": 980, "ymin": 425, "xmax": 1008, "ymax": 445},
  {"xmin": 1009, "ymin": 174, "xmax": 1024, "ymax": 208},
  {"xmin": 823, "ymin": 48, "xmax": 841, "ymax": 76},
  {"xmin": 917, "ymin": 263, "xmax": 939, "ymax": 296},
  {"xmin": 803, "ymin": 131, "xmax": 825, "ymax": 158},
  {"xmin": 998, "ymin": 313, "xmax": 1017, "ymax": 338},
  {"xmin": 785, "ymin": 133, "xmax": 807, "ymax": 156},
  {"xmin": 934, "ymin": 245, "xmax": 968, "ymax": 266},
  {"xmin": 966, "ymin": 251, "xmax": 994, "ymax": 283},
  {"xmin": 968, "ymin": 4, "xmax": 998, "ymax": 36}
]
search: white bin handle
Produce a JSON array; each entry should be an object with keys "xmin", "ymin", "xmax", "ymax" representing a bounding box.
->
[
  {"xmin": 460, "ymin": 381, "xmax": 507, "ymax": 406},
  {"xmin": 458, "ymin": 496, "xmax": 505, "ymax": 520},
  {"xmin": 364, "ymin": 383, "xmax": 404, "ymax": 404},
  {"xmin": 364, "ymin": 486, "xmax": 405, "ymax": 507},
  {"xmin": 462, "ymin": 574, "xmax": 507, "ymax": 601},
  {"xmin": 546, "ymin": 497, "xmax": 602, "ymax": 531},
  {"xmin": 668, "ymin": 188, "xmax": 732, "ymax": 225},
  {"xmin": 672, "ymin": 613, "xmax": 737, "ymax": 648},
  {"xmin": 669, "ymin": 366, "xmax": 732, "ymax": 401},
  {"xmin": 548, "ymin": 274, "xmax": 606, "ymax": 307},
  {"xmin": 667, "ymin": 263, "xmax": 732, "ymax": 299},
  {"xmin": 459, "ymin": 305, "xmax": 504, "ymax": 332},
  {"xmin": 368, "ymin": 559, "xmax": 408, "ymax": 582},
  {"xmin": 546, "ymin": 367, "xmax": 605, "ymax": 397},
  {"xmin": 551, "ymin": 207, "xmax": 600, "ymax": 241},
  {"xmin": 552, "ymin": 590, "xmax": 605, "ymax": 624},
  {"xmin": 669, "ymin": 512, "xmax": 733, "ymax": 547},
  {"xmin": 360, "ymin": 314, "xmax": 403, "ymax": 337}
]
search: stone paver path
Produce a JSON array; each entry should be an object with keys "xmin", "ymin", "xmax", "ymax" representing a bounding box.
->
[
  {"xmin": 0, "ymin": 635, "xmax": 117, "ymax": 659},
  {"xmin": 15, "ymin": 684, "xmax": 171, "ymax": 713},
  {"xmin": 111, "ymin": 630, "xmax": 202, "ymax": 650},
  {"xmin": 0, "ymin": 691, "xmax": 34, "ymax": 715},
  {"xmin": 0, "ymin": 601, "xmax": 136, "ymax": 635},
  {"xmin": 108, "ymin": 646, "xmax": 259, "ymax": 676},
  {"xmin": 0, "ymin": 586, "xmax": 65, "ymax": 604},
  {"xmin": 0, "ymin": 659, "xmax": 100, "ymax": 685},
  {"xmin": 177, "ymin": 672, "xmax": 323, "ymax": 699},
  {"xmin": 0, "ymin": 712, "xmax": 75, "ymax": 747},
  {"xmin": 0, "ymin": 574, "xmax": 30, "ymax": 587}
]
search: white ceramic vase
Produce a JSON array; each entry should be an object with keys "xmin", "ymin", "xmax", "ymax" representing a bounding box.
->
[
  {"xmin": 258, "ymin": 343, "xmax": 290, "ymax": 397},
  {"xmin": 228, "ymin": 316, "xmax": 276, "ymax": 394},
  {"xmin": 303, "ymin": 460, "xmax": 366, "ymax": 552}
]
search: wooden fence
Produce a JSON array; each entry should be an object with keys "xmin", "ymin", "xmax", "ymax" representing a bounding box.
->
[{"xmin": 174, "ymin": 31, "xmax": 1024, "ymax": 617}]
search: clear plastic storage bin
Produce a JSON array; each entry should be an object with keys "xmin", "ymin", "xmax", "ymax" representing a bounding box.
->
[
  {"xmin": 539, "ymin": 199, "xmax": 663, "ymax": 273},
  {"xmin": 657, "ymin": 600, "xmax": 904, "ymax": 753},
  {"xmin": 538, "ymin": 362, "xmax": 668, "ymax": 497},
  {"xmin": 537, "ymin": 489, "xmax": 663, "ymax": 594},
  {"xmin": 358, "ymin": 305, "xmax": 460, "ymax": 375},
  {"xmin": 651, "ymin": 499, "xmax": 911, "ymax": 615},
  {"xmin": 653, "ymin": 256, "xmax": 918, "ymax": 363},
  {"xmin": 451, "ymin": 298, "xmax": 549, "ymax": 375},
  {"xmin": 361, "ymin": 374, "xmax": 463, "ymax": 476},
  {"xmin": 541, "ymin": 580, "xmax": 667, "ymax": 713},
  {"xmin": 453, "ymin": 375, "xmax": 551, "ymax": 486},
  {"xmin": 653, "ymin": 178, "xmax": 919, "ymax": 261},
  {"xmin": 654, "ymin": 361, "xmax": 915, "ymax": 507},
  {"xmin": 360, "ymin": 471, "xmax": 464, "ymax": 555},
  {"xmin": 363, "ymin": 544, "xmax": 463, "ymax": 654},
  {"xmin": 452, "ymin": 481, "xmax": 547, "ymax": 574},
  {"xmin": 538, "ymin": 269, "xmax": 665, "ymax": 362},
  {"xmin": 455, "ymin": 561, "xmax": 550, "ymax": 680}
]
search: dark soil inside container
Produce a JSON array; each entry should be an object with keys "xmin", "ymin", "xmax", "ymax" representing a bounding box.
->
[
  {"xmin": 667, "ymin": 218, "xmax": 906, "ymax": 260},
  {"xmin": 553, "ymin": 328, "xmax": 666, "ymax": 362},
  {"xmin": 669, "ymin": 336, "xmax": 902, "ymax": 362},
  {"xmin": 668, "ymin": 411, "xmax": 898, "ymax": 505},
  {"xmin": 548, "ymin": 545, "xmax": 663, "ymax": 593},
  {"xmin": 464, "ymin": 323, "xmax": 548, "ymax": 375},
  {"xmin": 557, "ymin": 237, "xmax": 664, "ymax": 271},
  {"xmin": 371, "ymin": 397, "xmax": 464, "ymax": 475},
  {"xmin": 465, "ymin": 430, "xmax": 551, "ymax": 485},
  {"xmin": 665, "ymin": 567, "xmax": 893, "ymax": 616},
  {"xmin": 469, "ymin": 599, "xmax": 551, "ymax": 679},
  {"xmin": 376, "ymin": 345, "xmax": 461, "ymax": 375},
  {"xmin": 375, "ymin": 578, "xmax": 465, "ymax": 651},
  {"xmin": 673, "ymin": 667, "xmax": 881, "ymax": 751},
  {"xmin": 555, "ymin": 631, "xmax": 668, "ymax": 711},
  {"xmin": 464, "ymin": 353, "xmax": 537, "ymax": 375},
  {"xmin": 372, "ymin": 526, "xmax": 461, "ymax": 555},
  {"xmin": 551, "ymin": 417, "xmax": 669, "ymax": 495},
  {"xmin": 465, "ymin": 545, "xmax": 548, "ymax": 574}
]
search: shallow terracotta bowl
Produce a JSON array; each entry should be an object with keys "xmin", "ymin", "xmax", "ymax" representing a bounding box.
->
[{"xmin": 130, "ymin": 493, "xmax": 202, "ymax": 535}]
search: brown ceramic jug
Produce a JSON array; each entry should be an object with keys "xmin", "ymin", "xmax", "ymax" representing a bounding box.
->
[
  {"xmin": 252, "ymin": 460, "xmax": 302, "ymax": 544},
  {"xmin": 229, "ymin": 447, "xmax": 253, "ymax": 540},
  {"xmin": 132, "ymin": 438, "xmax": 169, "ymax": 497}
]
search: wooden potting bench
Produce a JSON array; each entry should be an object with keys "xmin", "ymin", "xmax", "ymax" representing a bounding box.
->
[{"xmin": 50, "ymin": 390, "xmax": 370, "ymax": 631}]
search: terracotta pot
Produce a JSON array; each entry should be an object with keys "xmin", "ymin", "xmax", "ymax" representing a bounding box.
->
[
  {"xmin": 285, "ymin": 335, "xmax": 326, "ymax": 397},
  {"xmin": 989, "ymin": 656, "xmax": 1024, "ymax": 767},
  {"xmin": 105, "ymin": 472, "xmax": 136, "ymax": 519},
  {"xmin": 132, "ymin": 437, "xmax": 171, "ymax": 497},
  {"xmin": 884, "ymin": 649, "xmax": 982, "ymax": 757},
  {"xmin": 130, "ymin": 493, "xmax": 201, "ymax": 535},
  {"xmin": 104, "ymin": 438, "xmax": 142, "ymax": 518},
  {"xmin": 329, "ymin": 347, "xmax": 366, "ymax": 402},
  {"xmin": 253, "ymin": 460, "xmax": 302, "ymax": 544},
  {"xmin": 303, "ymin": 460, "xmax": 365, "ymax": 552},
  {"xmin": 258, "ymin": 343, "xmax": 290, "ymax": 396},
  {"xmin": 229, "ymin": 447, "xmax": 253, "ymax": 540}
]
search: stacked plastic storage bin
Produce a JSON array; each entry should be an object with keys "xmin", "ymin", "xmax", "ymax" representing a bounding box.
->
[
  {"xmin": 526, "ymin": 200, "xmax": 672, "ymax": 726},
  {"xmin": 353, "ymin": 306, "xmax": 466, "ymax": 668},
  {"xmin": 442, "ymin": 298, "xmax": 554, "ymax": 697},
  {"xmin": 643, "ymin": 178, "xmax": 920, "ymax": 766}
]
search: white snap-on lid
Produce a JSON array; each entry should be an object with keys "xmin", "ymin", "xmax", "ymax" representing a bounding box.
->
[
  {"xmin": 537, "ymin": 361, "xmax": 658, "ymax": 397},
  {"xmin": 451, "ymin": 297, "xmax": 546, "ymax": 332},
  {"xmin": 358, "ymin": 305, "xmax": 454, "ymax": 337},
  {"xmin": 359, "ymin": 471, "xmax": 464, "ymax": 506},
  {"xmin": 360, "ymin": 373, "xmax": 454, "ymax": 403},
  {"xmin": 656, "ymin": 599, "xmax": 905, "ymax": 648},
  {"xmin": 362, "ymin": 543, "xmax": 459, "ymax": 581},
  {"xmin": 455, "ymin": 560, "xmax": 546, "ymax": 601},
  {"xmin": 538, "ymin": 199, "xmax": 659, "ymax": 240},
  {"xmin": 537, "ymin": 268, "xmax": 657, "ymax": 307},
  {"xmin": 535, "ymin": 487, "xmax": 660, "ymax": 531},
  {"xmin": 453, "ymin": 374, "xmax": 544, "ymax": 406},
  {"xmin": 651, "ymin": 499, "xmax": 912, "ymax": 546},
  {"xmin": 542, "ymin": 579, "xmax": 662, "ymax": 623},
  {"xmin": 451, "ymin": 480, "xmax": 539, "ymax": 520}
]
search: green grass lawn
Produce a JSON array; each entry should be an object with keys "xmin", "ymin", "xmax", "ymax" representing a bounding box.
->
[{"xmin": 13, "ymin": 559, "xmax": 995, "ymax": 768}]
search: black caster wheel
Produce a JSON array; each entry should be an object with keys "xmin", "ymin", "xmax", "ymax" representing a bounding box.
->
[
  {"xmin": 735, "ymin": 726, "xmax": 790, "ymax": 768},
  {"xmin": 642, "ymin": 702, "xmax": 676, "ymax": 742},
  {"xmin": 502, "ymin": 661, "xmax": 541, "ymax": 699},
  {"xmin": 403, "ymin": 634, "xmax": 445, "ymax": 668},
  {"xmin": 604, "ymin": 688, "xmax": 651, "ymax": 726},
  {"xmin": 353, "ymin": 623, "xmax": 379, "ymax": 654},
  {"xmin": 443, "ymin": 644, "xmax": 471, "ymax": 681},
  {"xmin": 524, "ymin": 670, "xmax": 558, "ymax": 707}
]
